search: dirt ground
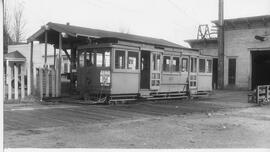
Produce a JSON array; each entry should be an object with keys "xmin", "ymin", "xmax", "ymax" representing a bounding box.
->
[{"xmin": 4, "ymin": 90, "xmax": 270, "ymax": 148}]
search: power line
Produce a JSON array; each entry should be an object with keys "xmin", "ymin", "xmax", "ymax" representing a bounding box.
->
[{"xmin": 166, "ymin": 0, "xmax": 201, "ymax": 25}]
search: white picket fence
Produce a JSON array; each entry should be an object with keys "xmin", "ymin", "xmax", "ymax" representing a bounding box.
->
[
  {"xmin": 5, "ymin": 63, "xmax": 31, "ymax": 100},
  {"xmin": 36, "ymin": 67, "xmax": 60, "ymax": 98},
  {"xmin": 5, "ymin": 55, "xmax": 62, "ymax": 101},
  {"xmin": 36, "ymin": 56, "xmax": 62, "ymax": 99}
]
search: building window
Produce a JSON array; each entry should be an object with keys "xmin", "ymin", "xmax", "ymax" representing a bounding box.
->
[
  {"xmin": 115, "ymin": 50, "xmax": 125, "ymax": 69},
  {"xmin": 206, "ymin": 59, "xmax": 212, "ymax": 73},
  {"xmin": 128, "ymin": 51, "xmax": 139, "ymax": 70},
  {"xmin": 96, "ymin": 53, "xmax": 103, "ymax": 67},
  {"xmin": 181, "ymin": 58, "xmax": 188, "ymax": 72},
  {"xmin": 172, "ymin": 57, "xmax": 180, "ymax": 72},
  {"xmin": 163, "ymin": 56, "xmax": 170, "ymax": 72},
  {"xmin": 191, "ymin": 58, "xmax": 197, "ymax": 73},
  {"xmin": 199, "ymin": 59, "xmax": 206, "ymax": 73}
]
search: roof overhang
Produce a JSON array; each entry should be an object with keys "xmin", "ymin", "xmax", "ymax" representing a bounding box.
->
[
  {"xmin": 27, "ymin": 23, "xmax": 79, "ymax": 43},
  {"xmin": 27, "ymin": 22, "xmax": 193, "ymax": 51},
  {"xmin": 185, "ymin": 38, "xmax": 218, "ymax": 43},
  {"xmin": 5, "ymin": 58, "xmax": 26, "ymax": 62},
  {"xmin": 212, "ymin": 15, "xmax": 270, "ymax": 29}
]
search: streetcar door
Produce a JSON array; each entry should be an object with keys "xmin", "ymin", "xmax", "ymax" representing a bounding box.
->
[
  {"xmin": 150, "ymin": 52, "xmax": 162, "ymax": 90},
  {"xmin": 140, "ymin": 51, "xmax": 151, "ymax": 89},
  {"xmin": 189, "ymin": 56, "xmax": 198, "ymax": 93}
]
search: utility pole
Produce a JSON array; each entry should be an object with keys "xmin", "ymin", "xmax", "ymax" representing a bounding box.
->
[{"xmin": 218, "ymin": 0, "xmax": 224, "ymax": 89}]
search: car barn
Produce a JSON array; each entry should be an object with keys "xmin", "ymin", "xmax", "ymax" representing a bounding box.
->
[{"xmin": 186, "ymin": 15, "xmax": 270, "ymax": 90}]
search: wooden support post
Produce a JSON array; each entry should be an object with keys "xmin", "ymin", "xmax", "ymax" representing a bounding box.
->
[
  {"xmin": 70, "ymin": 47, "xmax": 77, "ymax": 90},
  {"xmin": 29, "ymin": 41, "xmax": 33, "ymax": 95},
  {"xmin": 33, "ymin": 66, "xmax": 37, "ymax": 94},
  {"xmin": 7, "ymin": 61, "xmax": 12, "ymax": 100},
  {"xmin": 55, "ymin": 57, "xmax": 59, "ymax": 97},
  {"xmin": 51, "ymin": 69, "xmax": 56, "ymax": 97},
  {"xmin": 14, "ymin": 64, "xmax": 19, "ymax": 100},
  {"xmin": 21, "ymin": 64, "xmax": 25, "ymax": 99},
  {"xmin": 63, "ymin": 49, "xmax": 71, "ymax": 61},
  {"xmin": 44, "ymin": 30, "xmax": 48, "ymax": 65},
  {"xmin": 68, "ymin": 62, "xmax": 70, "ymax": 73},
  {"xmin": 45, "ymin": 68, "xmax": 50, "ymax": 97},
  {"xmin": 58, "ymin": 33, "xmax": 62, "ymax": 96},
  {"xmin": 54, "ymin": 46, "xmax": 56, "ymax": 68},
  {"xmin": 27, "ymin": 62, "xmax": 31, "ymax": 95},
  {"xmin": 39, "ymin": 68, "xmax": 43, "ymax": 99},
  {"xmin": 217, "ymin": 0, "xmax": 224, "ymax": 89}
]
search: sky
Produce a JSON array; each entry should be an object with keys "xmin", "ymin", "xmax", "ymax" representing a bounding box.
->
[{"xmin": 6, "ymin": 0, "xmax": 270, "ymax": 47}]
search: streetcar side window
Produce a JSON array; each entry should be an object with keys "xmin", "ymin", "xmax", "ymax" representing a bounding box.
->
[
  {"xmin": 163, "ymin": 56, "xmax": 171, "ymax": 72},
  {"xmin": 181, "ymin": 58, "xmax": 188, "ymax": 72},
  {"xmin": 172, "ymin": 57, "xmax": 180, "ymax": 72},
  {"xmin": 128, "ymin": 51, "xmax": 139, "ymax": 70},
  {"xmin": 199, "ymin": 59, "xmax": 206, "ymax": 73},
  {"xmin": 115, "ymin": 50, "xmax": 126, "ymax": 69}
]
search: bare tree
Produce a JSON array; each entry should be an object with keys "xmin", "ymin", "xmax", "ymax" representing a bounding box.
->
[
  {"xmin": 3, "ymin": 0, "xmax": 13, "ymax": 52},
  {"xmin": 12, "ymin": 1, "xmax": 26, "ymax": 43}
]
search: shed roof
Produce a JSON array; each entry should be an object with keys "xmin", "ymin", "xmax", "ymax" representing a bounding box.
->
[
  {"xmin": 5, "ymin": 51, "xmax": 26, "ymax": 61},
  {"xmin": 28, "ymin": 22, "xmax": 192, "ymax": 50}
]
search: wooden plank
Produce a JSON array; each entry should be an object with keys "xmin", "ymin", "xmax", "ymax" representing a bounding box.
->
[
  {"xmin": 7, "ymin": 61, "xmax": 12, "ymax": 100},
  {"xmin": 58, "ymin": 33, "xmax": 62, "ymax": 96},
  {"xmin": 14, "ymin": 64, "xmax": 19, "ymax": 100},
  {"xmin": 51, "ymin": 69, "xmax": 56, "ymax": 97},
  {"xmin": 29, "ymin": 41, "xmax": 33, "ymax": 95},
  {"xmin": 44, "ymin": 30, "xmax": 48, "ymax": 64},
  {"xmin": 45, "ymin": 68, "xmax": 50, "ymax": 97},
  {"xmin": 21, "ymin": 65, "xmax": 25, "ymax": 99},
  {"xmin": 27, "ymin": 62, "xmax": 31, "ymax": 95},
  {"xmin": 54, "ymin": 46, "xmax": 56, "ymax": 68},
  {"xmin": 39, "ymin": 68, "xmax": 43, "ymax": 99},
  {"xmin": 70, "ymin": 47, "xmax": 76, "ymax": 90},
  {"xmin": 55, "ymin": 57, "xmax": 59, "ymax": 97},
  {"xmin": 63, "ymin": 49, "xmax": 71, "ymax": 62}
]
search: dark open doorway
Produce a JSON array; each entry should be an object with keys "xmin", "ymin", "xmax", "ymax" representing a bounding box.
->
[
  {"xmin": 251, "ymin": 50, "xmax": 270, "ymax": 90},
  {"xmin": 212, "ymin": 58, "xmax": 218, "ymax": 89},
  {"xmin": 140, "ymin": 51, "xmax": 150, "ymax": 89}
]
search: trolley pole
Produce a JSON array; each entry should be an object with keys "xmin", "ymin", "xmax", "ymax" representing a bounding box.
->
[{"xmin": 217, "ymin": 0, "xmax": 225, "ymax": 89}]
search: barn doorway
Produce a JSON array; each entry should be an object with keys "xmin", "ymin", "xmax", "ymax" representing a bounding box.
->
[
  {"xmin": 140, "ymin": 51, "xmax": 151, "ymax": 89},
  {"xmin": 228, "ymin": 58, "xmax": 236, "ymax": 85},
  {"xmin": 251, "ymin": 50, "xmax": 270, "ymax": 90}
]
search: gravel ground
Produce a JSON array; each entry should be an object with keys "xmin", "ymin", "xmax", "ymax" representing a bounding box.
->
[{"xmin": 4, "ymin": 90, "xmax": 270, "ymax": 148}]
